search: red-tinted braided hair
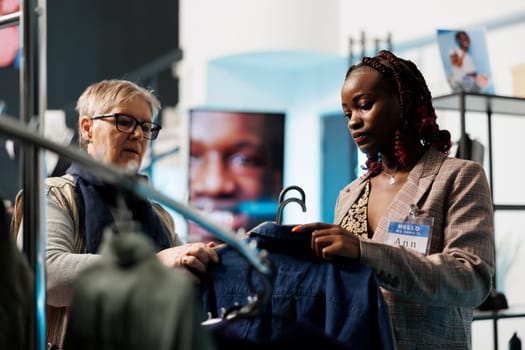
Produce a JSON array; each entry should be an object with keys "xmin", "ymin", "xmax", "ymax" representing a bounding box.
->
[{"xmin": 345, "ymin": 50, "xmax": 451, "ymax": 176}]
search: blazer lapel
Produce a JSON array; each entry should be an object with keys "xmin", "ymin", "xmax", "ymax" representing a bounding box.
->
[
  {"xmin": 334, "ymin": 175, "xmax": 370, "ymax": 224},
  {"xmin": 374, "ymin": 147, "xmax": 447, "ymax": 242}
]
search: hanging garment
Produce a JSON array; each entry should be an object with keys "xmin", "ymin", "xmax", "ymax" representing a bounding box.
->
[
  {"xmin": 12, "ymin": 172, "xmax": 180, "ymax": 348},
  {"xmin": 0, "ymin": 198, "xmax": 35, "ymax": 349},
  {"xmin": 62, "ymin": 230, "xmax": 215, "ymax": 350},
  {"xmin": 200, "ymin": 221, "xmax": 395, "ymax": 350},
  {"xmin": 205, "ymin": 318, "xmax": 350, "ymax": 350},
  {"xmin": 455, "ymin": 133, "xmax": 485, "ymax": 164},
  {"xmin": 66, "ymin": 163, "xmax": 174, "ymax": 253}
]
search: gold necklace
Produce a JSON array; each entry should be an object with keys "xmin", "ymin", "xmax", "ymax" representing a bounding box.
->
[{"xmin": 381, "ymin": 164, "xmax": 398, "ymax": 185}]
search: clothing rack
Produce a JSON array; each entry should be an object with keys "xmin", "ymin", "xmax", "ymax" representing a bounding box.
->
[
  {"xmin": 0, "ymin": 115, "xmax": 273, "ymax": 270},
  {"xmin": 1, "ymin": 0, "xmax": 46, "ymax": 348},
  {"xmin": 1, "ymin": 2, "xmax": 272, "ymax": 347},
  {"xmin": 0, "ymin": 115, "xmax": 274, "ymax": 348}
]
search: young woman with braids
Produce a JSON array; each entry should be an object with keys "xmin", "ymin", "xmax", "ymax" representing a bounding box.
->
[{"xmin": 292, "ymin": 50, "xmax": 494, "ymax": 348}]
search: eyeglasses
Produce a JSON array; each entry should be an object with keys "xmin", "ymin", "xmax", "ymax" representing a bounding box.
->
[{"xmin": 91, "ymin": 113, "xmax": 162, "ymax": 140}]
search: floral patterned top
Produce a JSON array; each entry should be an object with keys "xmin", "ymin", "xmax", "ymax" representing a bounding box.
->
[{"xmin": 340, "ymin": 179, "xmax": 370, "ymax": 239}]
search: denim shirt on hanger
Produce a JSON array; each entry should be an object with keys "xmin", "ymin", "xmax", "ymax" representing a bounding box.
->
[{"xmin": 200, "ymin": 221, "xmax": 395, "ymax": 350}]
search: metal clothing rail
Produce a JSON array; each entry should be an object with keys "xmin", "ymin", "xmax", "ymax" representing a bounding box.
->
[
  {"xmin": 1, "ymin": 0, "xmax": 47, "ymax": 349},
  {"xmin": 0, "ymin": 10, "xmax": 20, "ymax": 29},
  {"xmin": 0, "ymin": 115, "xmax": 273, "ymax": 276},
  {"xmin": 0, "ymin": 115, "xmax": 274, "ymax": 344}
]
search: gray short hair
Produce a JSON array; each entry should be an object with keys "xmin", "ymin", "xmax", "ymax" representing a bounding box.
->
[{"xmin": 76, "ymin": 79, "xmax": 161, "ymax": 149}]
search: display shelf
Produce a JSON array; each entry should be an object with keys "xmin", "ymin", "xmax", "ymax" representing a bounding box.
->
[
  {"xmin": 474, "ymin": 305, "xmax": 525, "ymax": 349},
  {"xmin": 474, "ymin": 305, "xmax": 525, "ymax": 321},
  {"xmin": 433, "ymin": 93, "xmax": 525, "ymax": 116},
  {"xmin": 433, "ymin": 92, "xmax": 525, "ymax": 350}
]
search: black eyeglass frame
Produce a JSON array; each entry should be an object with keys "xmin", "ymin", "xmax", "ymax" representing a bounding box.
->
[{"xmin": 91, "ymin": 113, "xmax": 162, "ymax": 140}]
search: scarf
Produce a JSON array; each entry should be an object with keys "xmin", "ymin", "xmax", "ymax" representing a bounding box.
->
[{"xmin": 66, "ymin": 163, "xmax": 172, "ymax": 253}]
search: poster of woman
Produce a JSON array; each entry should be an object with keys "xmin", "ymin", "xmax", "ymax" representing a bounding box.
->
[{"xmin": 437, "ymin": 28, "xmax": 494, "ymax": 94}]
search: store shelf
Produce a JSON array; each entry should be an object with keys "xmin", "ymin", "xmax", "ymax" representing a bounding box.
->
[
  {"xmin": 433, "ymin": 93, "xmax": 525, "ymax": 116},
  {"xmin": 433, "ymin": 92, "xmax": 525, "ymax": 350},
  {"xmin": 474, "ymin": 305, "xmax": 525, "ymax": 321}
]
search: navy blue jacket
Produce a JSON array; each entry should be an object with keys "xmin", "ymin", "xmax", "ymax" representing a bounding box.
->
[{"xmin": 200, "ymin": 222, "xmax": 395, "ymax": 350}]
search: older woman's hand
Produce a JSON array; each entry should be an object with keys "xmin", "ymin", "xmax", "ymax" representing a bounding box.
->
[{"xmin": 157, "ymin": 242, "xmax": 219, "ymax": 277}]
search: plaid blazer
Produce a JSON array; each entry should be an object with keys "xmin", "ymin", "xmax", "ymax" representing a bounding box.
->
[{"xmin": 334, "ymin": 146, "xmax": 494, "ymax": 349}]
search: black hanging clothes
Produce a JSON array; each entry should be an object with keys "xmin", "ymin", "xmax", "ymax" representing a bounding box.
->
[
  {"xmin": 200, "ymin": 221, "xmax": 395, "ymax": 350},
  {"xmin": 63, "ymin": 230, "xmax": 215, "ymax": 350}
]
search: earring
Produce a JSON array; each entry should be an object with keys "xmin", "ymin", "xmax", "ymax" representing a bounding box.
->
[{"xmin": 400, "ymin": 113, "xmax": 408, "ymax": 130}]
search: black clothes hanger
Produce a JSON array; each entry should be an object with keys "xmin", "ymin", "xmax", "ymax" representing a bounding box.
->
[
  {"xmin": 277, "ymin": 185, "xmax": 305, "ymax": 205},
  {"xmin": 275, "ymin": 198, "xmax": 306, "ymax": 225},
  {"xmin": 275, "ymin": 185, "xmax": 306, "ymax": 224},
  {"xmin": 219, "ymin": 185, "xmax": 308, "ymax": 320}
]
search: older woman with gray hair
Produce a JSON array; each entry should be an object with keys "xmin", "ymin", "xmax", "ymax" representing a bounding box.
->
[{"xmin": 37, "ymin": 79, "xmax": 218, "ymax": 347}]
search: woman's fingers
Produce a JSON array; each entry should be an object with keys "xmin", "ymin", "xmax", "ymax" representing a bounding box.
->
[
  {"xmin": 181, "ymin": 254, "xmax": 207, "ymax": 274},
  {"xmin": 180, "ymin": 243, "xmax": 220, "ymax": 273},
  {"xmin": 157, "ymin": 243, "xmax": 220, "ymax": 275},
  {"xmin": 188, "ymin": 243, "xmax": 220, "ymax": 264},
  {"xmin": 312, "ymin": 232, "xmax": 338, "ymax": 259},
  {"xmin": 292, "ymin": 222, "xmax": 332, "ymax": 233},
  {"xmin": 310, "ymin": 227, "xmax": 359, "ymax": 260}
]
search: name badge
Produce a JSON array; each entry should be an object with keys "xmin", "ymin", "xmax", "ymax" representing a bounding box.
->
[{"xmin": 385, "ymin": 219, "xmax": 432, "ymax": 255}]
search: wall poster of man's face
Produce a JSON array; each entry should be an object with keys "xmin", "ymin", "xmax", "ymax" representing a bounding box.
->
[{"xmin": 188, "ymin": 109, "xmax": 285, "ymax": 243}]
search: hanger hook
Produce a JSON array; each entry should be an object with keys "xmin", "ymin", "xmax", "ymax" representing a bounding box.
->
[
  {"xmin": 278, "ymin": 185, "xmax": 305, "ymax": 204},
  {"xmin": 276, "ymin": 197, "xmax": 306, "ymax": 225}
]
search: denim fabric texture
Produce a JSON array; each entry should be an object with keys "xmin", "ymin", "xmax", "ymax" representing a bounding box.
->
[
  {"xmin": 200, "ymin": 221, "xmax": 395, "ymax": 350},
  {"xmin": 205, "ymin": 319, "xmax": 351, "ymax": 350}
]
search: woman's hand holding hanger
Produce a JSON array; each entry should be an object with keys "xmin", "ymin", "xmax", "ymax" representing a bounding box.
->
[{"xmin": 292, "ymin": 223, "xmax": 361, "ymax": 260}]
